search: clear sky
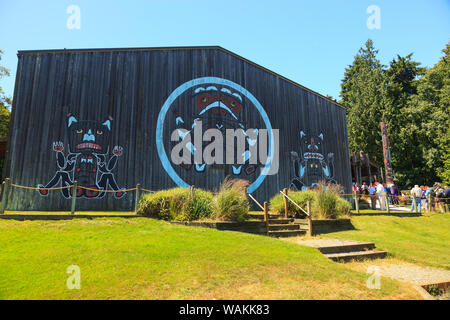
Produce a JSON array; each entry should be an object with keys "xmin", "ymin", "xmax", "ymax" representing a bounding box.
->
[{"xmin": 0, "ymin": 0, "xmax": 449, "ymax": 100}]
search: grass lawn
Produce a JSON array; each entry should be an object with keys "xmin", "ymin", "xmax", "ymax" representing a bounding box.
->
[
  {"xmin": 0, "ymin": 218, "xmax": 420, "ymax": 300},
  {"xmin": 311, "ymin": 212, "xmax": 450, "ymax": 270}
]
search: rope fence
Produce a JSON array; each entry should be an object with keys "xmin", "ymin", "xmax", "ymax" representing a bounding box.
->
[{"xmin": 0, "ymin": 178, "xmax": 156, "ymax": 215}]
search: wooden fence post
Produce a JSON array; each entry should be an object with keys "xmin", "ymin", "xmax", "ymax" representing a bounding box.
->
[
  {"xmin": 385, "ymin": 193, "xmax": 390, "ymax": 214},
  {"xmin": 263, "ymin": 202, "xmax": 268, "ymax": 222},
  {"xmin": 354, "ymin": 191, "xmax": 360, "ymax": 214},
  {"xmin": 135, "ymin": 183, "xmax": 141, "ymax": 214},
  {"xmin": 71, "ymin": 181, "xmax": 77, "ymax": 215},
  {"xmin": 307, "ymin": 201, "xmax": 313, "ymax": 237},
  {"xmin": 283, "ymin": 188, "xmax": 288, "ymax": 218},
  {"xmin": 264, "ymin": 202, "xmax": 269, "ymax": 235},
  {"xmin": 0, "ymin": 178, "xmax": 10, "ymax": 214}
]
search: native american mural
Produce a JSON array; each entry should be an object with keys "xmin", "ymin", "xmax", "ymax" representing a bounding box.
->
[
  {"xmin": 37, "ymin": 114, "xmax": 125, "ymax": 199},
  {"xmin": 156, "ymin": 77, "xmax": 275, "ymax": 194},
  {"xmin": 290, "ymin": 130, "xmax": 336, "ymax": 190}
]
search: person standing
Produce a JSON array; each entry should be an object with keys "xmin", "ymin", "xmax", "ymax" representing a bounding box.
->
[
  {"xmin": 369, "ymin": 182, "xmax": 377, "ymax": 210},
  {"xmin": 444, "ymin": 186, "xmax": 450, "ymax": 213},
  {"xmin": 391, "ymin": 184, "xmax": 399, "ymax": 205},
  {"xmin": 436, "ymin": 188, "xmax": 446, "ymax": 213},
  {"xmin": 421, "ymin": 186, "xmax": 427, "ymax": 211},
  {"xmin": 410, "ymin": 185, "xmax": 423, "ymax": 213},
  {"xmin": 376, "ymin": 182, "xmax": 386, "ymax": 211}
]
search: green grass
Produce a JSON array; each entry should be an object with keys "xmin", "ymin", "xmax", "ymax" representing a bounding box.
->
[
  {"xmin": 0, "ymin": 218, "xmax": 420, "ymax": 299},
  {"xmin": 316, "ymin": 212, "xmax": 450, "ymax": 269}
]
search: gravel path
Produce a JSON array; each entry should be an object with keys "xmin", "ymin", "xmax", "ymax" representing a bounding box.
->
[{"xmin": 371, "ymin": 263, "xmax": 450, "ymax": 285}]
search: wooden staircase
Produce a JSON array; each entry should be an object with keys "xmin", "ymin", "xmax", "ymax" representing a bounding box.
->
[
  {"xmin": 248, "ymin": 213, "xmax": 307, "ymax": 237},
  {"xmin": 297, "ymin": 239, "xmax": 388, "ymax": 262}
]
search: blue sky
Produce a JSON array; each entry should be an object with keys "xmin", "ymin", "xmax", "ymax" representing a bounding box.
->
[{"xmin": 0, "ymin": 0, "xmax": 449, "ymax": 100}]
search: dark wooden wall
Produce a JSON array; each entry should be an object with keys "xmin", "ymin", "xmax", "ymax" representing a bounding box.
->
[{"xmin": 5, "ymin": 47, "xmax": 352, "ymax": 211}]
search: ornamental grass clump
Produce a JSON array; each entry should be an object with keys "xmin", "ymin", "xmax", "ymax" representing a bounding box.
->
[
  {"xmin": 269, "ymin": 191, "xmax": 314, "ymax": 218},
  {"xmin": 137, "ymin": 187, "xmax": 214, "ymax": 221},
  {"xmin": 213, "ymin": 178, "xmax": 250, "ymax": 222}
]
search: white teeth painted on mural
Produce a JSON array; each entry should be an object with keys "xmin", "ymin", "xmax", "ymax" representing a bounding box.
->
[
  {"xmin": 232, "ymin": 93, "xmax": 242, "ymax": 102},
  {"xmin": 194, "ymin": 87, "xmax": 205, "ymax": 93},
  {"xmin": 206, "ymin": 86, "xmax": 218, "ymax": 91},
  {"xmin": 232, "ymin": 165, "xmax": 242, "ymax": 175},
  {"xmin": 221, "ymin": 88, "xmax": 232, "ymax": 94},
  {"xmin": 198, "ymin": 102, "xmax": 238, "ymax": 120},
  {"xmin": 177, "ymin": 129, "xmax": 190, "ymax": 140},
  {"xmin": 247, "ymin": 138, "xmax": 257, "ymax": 146},
  {"xmin": 195, "ymin": 163, "xmax": 206, "ymax": 172},
  {"xmin": 175, "ymin": 117, "xmax": 184, "ymax": 125}
]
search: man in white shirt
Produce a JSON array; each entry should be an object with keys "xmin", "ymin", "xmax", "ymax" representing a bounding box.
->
[
  {"xmin": 376, "ymin": 182, "xmax": 386, "ymax": 210},
  {"xmin": 410, "ymin": 185, "xmax": 423, "ymax": 213}
]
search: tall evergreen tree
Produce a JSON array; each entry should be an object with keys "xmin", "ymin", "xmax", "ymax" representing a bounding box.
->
[
  {"xmin": 340, "ymin": 39, "xmax": 385, "ymax": 166},
  {"xmin": 409, "ymin": 43, "xmax": 450, "ymax": 185},
  {"xmin": 383, "ymin": 54, "xmax": 426, "ymax": 187}
]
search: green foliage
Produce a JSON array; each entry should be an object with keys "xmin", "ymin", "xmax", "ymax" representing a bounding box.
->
[
  {"xmin": 341, "ymin": 40, "xmax": 449, "ymax": 188},
  {"xmin": 137, "ymin": 188, "xmax": 214, "ymax": 221},
  {"xmin": 439, "ymin": 146, "xmax": 450, "ymax": 185},
  {"xmin": 0, "ymin": 49, "xmax": 11, "ymax": 138},
  {"xmin": 341, "ymin": 39, "xmax": 386, "ymax": 166},
  {"xmin": 137, "ymin": 179, "xmax": 250, "ymax": 222},
  {"xmin": 269, "ymin": 184, "xmax": 350, "ymax": 220},
  {"xmin": 213, "ymin": 178, "xmax": 249, "ymax": 222},
  {"xmin": 269, "ymin": 190, "xmax": 314, "ymax": 217},
  {"xmin": 426, "ymin": 285, "xmax": 444, "ymax": 297}
]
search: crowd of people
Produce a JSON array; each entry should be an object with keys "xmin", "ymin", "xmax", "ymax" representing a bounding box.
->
[{"xmin": 352, "ymin": 181, "xmax": 450, "ymax": 213}]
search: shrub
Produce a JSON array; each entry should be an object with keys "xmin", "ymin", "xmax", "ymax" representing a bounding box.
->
[
  {"xmin": 269, "ymin": 191, "xmax": 314, "ymax": 218},
  {"xmin": 270, "ymin": 181, "xmax": 350, "ymax": 220},
  {"xmin": 137, "ymin": 188, "xmax": 214, "ymax": 221},
  {"xmin": 336, "ymin": 197, "xmax": 352, "ymax": 216},
  {"xmin": 213, "ymin": 178, "xmax": 249, "ymax": 222},
  {"xmin": 179, "ymin": 189, "xmax": 214, "ymax": 221}
]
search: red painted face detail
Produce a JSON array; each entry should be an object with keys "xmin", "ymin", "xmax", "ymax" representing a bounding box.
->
[
  {"xmin": 196, "ymin": 92, "xmax": 242, "ymax": 115},
  {"xmin": 223, "ymin": 96, "xmax": 242, "ymax": 113},
  {"xmin": 196, "ymin": 93, "xmax": 213, "ymax": 109}
]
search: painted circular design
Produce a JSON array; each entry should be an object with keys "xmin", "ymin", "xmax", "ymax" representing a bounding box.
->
[{"xmin": 156, "ymin": 77, "xmax": 274, "ymax": 193}]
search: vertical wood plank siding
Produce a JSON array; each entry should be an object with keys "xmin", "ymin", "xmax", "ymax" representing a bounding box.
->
[{"xmin": 5, "ymin": 47, "xmax": 351, "ymax": 210}]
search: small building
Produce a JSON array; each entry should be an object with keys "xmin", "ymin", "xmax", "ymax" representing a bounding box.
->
[{"xmin": 5, "ymin": 46, "xmax": 352, "ymax": 211}]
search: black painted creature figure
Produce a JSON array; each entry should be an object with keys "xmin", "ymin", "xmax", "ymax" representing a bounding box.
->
[
  {"xmin": 37, "ymin": 114, "xmax": 125, "ymax": 199},
  {"xmin": 290, "ymin": 130, "xmax": 336, "ymax": 190}
]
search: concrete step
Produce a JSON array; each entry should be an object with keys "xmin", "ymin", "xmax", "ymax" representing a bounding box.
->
[
  {"xmin": 316, "ymin": 242, "xmax": 375, "ymax": 254},
  {"xmin": 268, "ymin": 218, "xmax": 292, "ymax": 224},
  {"xmin": 325, "ymin": 250, "xmax": 387, "ymax": 262},
  {"xmin": 267, "ymin": 224, "xmax": 300, "ymax": 231},
  {"xmin": 268, "ymin": 230, "xmax": 306, "ymax": 238}
]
